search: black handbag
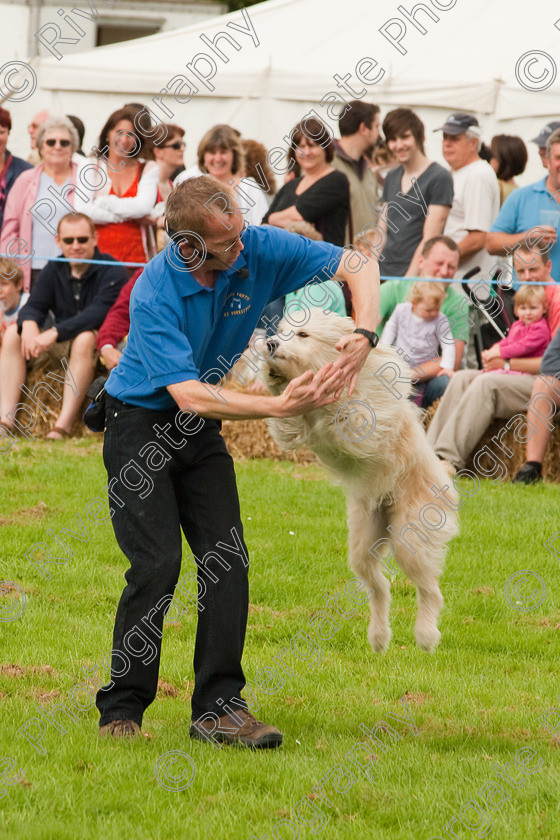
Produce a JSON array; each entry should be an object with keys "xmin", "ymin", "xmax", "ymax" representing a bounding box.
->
[{"xmin": 83, "ymin": 375, "xmax": 108, "ymax": 433}]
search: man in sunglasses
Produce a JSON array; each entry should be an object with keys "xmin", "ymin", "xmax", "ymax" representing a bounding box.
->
[
  {"xmin": 0, "ymin": 212, "xmax": 127, "ymax": 440},
  {"xmin": 97, "ymin": 175, "xmax": 380, "ymax": 748}
]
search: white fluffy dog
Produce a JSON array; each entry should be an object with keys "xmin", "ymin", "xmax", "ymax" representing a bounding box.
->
[{"xmin": 261, "ymin": 309, "xmax": 459, "ymax": 653}]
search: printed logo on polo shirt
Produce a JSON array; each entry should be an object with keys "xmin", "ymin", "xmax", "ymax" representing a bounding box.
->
[{"xmin": 223, "ymin": 291, "xmax": 251, "ymax": 317}]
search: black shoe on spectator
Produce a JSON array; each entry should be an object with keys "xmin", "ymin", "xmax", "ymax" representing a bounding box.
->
[{"xmin": 512, "ymin": 462, "xmax": 542, "ymax": 485}]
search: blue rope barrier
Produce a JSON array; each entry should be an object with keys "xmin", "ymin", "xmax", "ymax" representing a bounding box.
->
[
  {"xmin": 0, "ymin": 254, "xmax": 557, "ymax": 285},
  {"xmin": 0, "ymin": 254, "xmax": 146, "ymax": 268},
  {"xmin": 379, "ymin": 275, "xmax": 559, "ymax": 286}
]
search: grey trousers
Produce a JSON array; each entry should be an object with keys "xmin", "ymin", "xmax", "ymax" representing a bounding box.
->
[{"xmin": 426, "ymin": 370, "xmax": 536, "ymax": 468}]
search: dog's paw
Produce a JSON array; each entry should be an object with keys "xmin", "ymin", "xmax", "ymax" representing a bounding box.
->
[
  {"xmin": 415, "ymin": 624, "xmax": 441, "ymax": 653},
  {"xmin": 368, "ymin": 622, "xmax": 391, "ymax": 653}
]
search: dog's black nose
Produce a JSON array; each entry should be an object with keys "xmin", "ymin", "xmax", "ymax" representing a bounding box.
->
[{"xmin": 266, "ymin": 337, "xmax": 279, "ymax": 355}]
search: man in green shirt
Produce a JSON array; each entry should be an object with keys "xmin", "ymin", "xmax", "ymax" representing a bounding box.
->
[{"xmin": 375, "ymin": 235, "xmax": 471, "ymax": 372}]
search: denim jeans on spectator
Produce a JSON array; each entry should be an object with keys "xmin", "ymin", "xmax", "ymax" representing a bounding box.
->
[
  {"xmin": 422, "ymin": 374, "xmax": 451, "ymax": 408},
  {"xmin": 96, "ymin": 395, "xmax": 249, "ymax": 727},
  {"xmin": 410, "ymin": 375, "xmax": 450, "ymax": 409}
]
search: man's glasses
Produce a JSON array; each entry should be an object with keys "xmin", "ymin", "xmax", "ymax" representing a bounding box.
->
[
  {"xmin": 45, "ymin": 138, "xmax": 71, "ymax": 147},
  {"xmin": 211, "ymin": 222, "xmax": 249, "ymax": 254},
  {"xmin": 161, "ymin": 141, "xmax": 185, "ymax": 150},
  {"xmin": 61, "ymin": 236, "xmax": 90, "ymax": 244}
]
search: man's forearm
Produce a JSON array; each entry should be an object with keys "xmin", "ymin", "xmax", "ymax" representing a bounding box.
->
[
  {"xmin": 485, "ymin": 230, "xmax": 525, "ymax": 256},
  {"xmin": 487, "ymin": 356, "xmax": 542, "ymax": 374},
  {"xmin": 338, "ymin": 253, "xmax": 379, "ymax": 329},
  {"xmin": 267, "ymin": 207, "xmax": 303, "ymax": 227},
  {"xmin": 511, "ymin": 356, "xmax": 542, "ymax": 374},
  {"xmin": 168, "ymin": 380, "xmax": 284, "ymax": 420},
  {"xmin": 458, "ymin": 230, "xmax": 486, "ymax": 262}
]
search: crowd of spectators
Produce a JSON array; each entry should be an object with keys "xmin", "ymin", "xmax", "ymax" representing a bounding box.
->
[{"xmin": 0, "ymin": 99, "xmax": 559, "ymax": 483}]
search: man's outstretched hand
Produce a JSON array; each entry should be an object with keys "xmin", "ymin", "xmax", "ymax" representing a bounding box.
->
[
  {"xmin": 277, "ymin": 363, "xmax": 340, "ymax": 416},
  {"xmin": 325, "ymin": 333, "xmax": 372, "ymax": 399}
]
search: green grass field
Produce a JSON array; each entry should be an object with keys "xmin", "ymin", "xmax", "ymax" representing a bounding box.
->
[{"xmin": 1, "ymin": 439, "xmax": 560, "ymax": 840}]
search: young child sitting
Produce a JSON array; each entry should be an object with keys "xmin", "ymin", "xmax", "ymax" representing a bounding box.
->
[
  {"xmin": 481, "ymin": 285, "xmax": 550, "ymax": 374},
  {"xmin": 0, "ymin": 259, "xmax": 28, "ymax": 346},
  {"xmin": 380, "ymin": 281, "xmax": 455, "ymax": 408}
]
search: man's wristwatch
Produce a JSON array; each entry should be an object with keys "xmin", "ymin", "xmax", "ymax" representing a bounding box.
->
[
  {"xmin": 353, "ymin": 328, "xmax": 379, "ymax": 349},
  {"xmin": 504, "ymin": 359, "xmax": 511, "ymax": 371}
]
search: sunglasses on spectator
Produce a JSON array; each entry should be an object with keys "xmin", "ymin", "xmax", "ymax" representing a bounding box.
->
[
  {"xmin": 61, "ymin": 236, "xmax": 90, "ymax": 244},
  {"xmin": 45, "ymin": 138, "xmax": 71, "ymax": 147},
  {"xmin": 161, "ymin": 141, "xmax": 185, "ymax": 150}
]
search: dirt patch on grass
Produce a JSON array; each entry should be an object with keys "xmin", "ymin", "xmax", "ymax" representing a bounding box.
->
[
  {"xmin": 34, "ymin": 689, "xmax": 62, "ymax": 704},
  {"xmin": 469, "ymin": 587, "xmax": 494, "ymax": 596},
  {"xmin": 157, "ymin": 679, "xmax": 180, "ymax": 697},
  {"xmin": 0, "ymin": 501, "xmax": 48, "ymax": 526},
  {"xmin": 1, "ymin": 663, "xmax": 57, "ymax": 677},
  {"xmin": 403, "ymin": 691, "xmax": 429, "ymax": 705},
  {"xmin": 0, "ymin": 583, "xmax": 20, "ymax": 594}
]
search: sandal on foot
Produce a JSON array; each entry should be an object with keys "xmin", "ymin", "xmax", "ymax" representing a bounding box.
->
[{"xmin": 46, "ymin": 426, "xmax": 70, "ymax": 440}]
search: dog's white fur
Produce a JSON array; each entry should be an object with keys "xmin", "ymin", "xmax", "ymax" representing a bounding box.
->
[{"xmin": 261, "ymin": 309, "xmax": 459, "ymax": 653}]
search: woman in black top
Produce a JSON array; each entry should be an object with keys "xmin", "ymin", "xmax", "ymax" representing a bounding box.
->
[{"xmin": 263, "ymin": 117, "xmax": 350, "ymax": 246}]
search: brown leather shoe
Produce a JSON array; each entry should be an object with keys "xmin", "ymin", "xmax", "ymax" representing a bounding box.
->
[
  {"xmin": 190, "ymin": 709, "xmax": 282, "ymax": 749},
  {"xmin": 99, "ymin": 719, "xmax": 142, "ymax": 738}
]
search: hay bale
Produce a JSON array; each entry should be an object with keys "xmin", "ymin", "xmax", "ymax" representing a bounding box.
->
[
  {"xmin": 464, "ymin": 421, "xmax": 560, "ymax": 482},
  {"xmin": 23, "ymin": 355, "xmax": 560, "ymax": 479},
  {"xmin": 20, "ymin": 358, "xmax": 100, "ymax": 440},
  {"xmin": 424, "ymin": 400, "xmax": 560, "ymax": 483},
  {"xmin": 221, "ymin": 418, "xmax": 316, "ymax": 463},
  {"xmin": 20, "ymin": 356, "xmax": 315, "ymax": 456}
]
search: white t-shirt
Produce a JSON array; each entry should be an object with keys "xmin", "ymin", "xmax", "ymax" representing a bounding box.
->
[
  {"xmin": 444, "ymin": 159, "xmax": 500, "ymax": 280},
  {"xmin": 173, "ymin": 164, "xmax": 203, "ymax": 186},
  {"xmin": 174, "ymin": 168, "xmax": 268, "ymax": 226},
  {"xmin": 2, "ymin": 291, "xmax": 29, "ymax": 326}
]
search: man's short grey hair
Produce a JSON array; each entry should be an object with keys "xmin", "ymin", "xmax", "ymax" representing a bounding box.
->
[
  {"xmin": 546, "ymin": 128, "xmax": 560, "ymax": 157},
  {"xmin": 36, "ymin": 115, "xmax": 80, "ymax": 155},
  {"xmin": 464, "ymin": 127, "xmax": 482, "ymax": 150}
]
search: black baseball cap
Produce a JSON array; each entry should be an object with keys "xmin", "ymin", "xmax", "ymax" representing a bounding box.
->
[
  {"xmin": 434, "ymin": 113, "xmax": 481, "ymax": 136},
  {"xmin": 531, "ymin": 121, "xmax": 560, "ymax": 147}
]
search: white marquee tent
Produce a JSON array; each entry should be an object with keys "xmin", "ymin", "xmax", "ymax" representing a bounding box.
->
[{"xmin": 16, "ymin": 0, "xmax": 560, "ymax": 180}]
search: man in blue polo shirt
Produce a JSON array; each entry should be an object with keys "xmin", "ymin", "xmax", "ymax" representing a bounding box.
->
[
  {"xmin": 97, "ymin": 176, "xmax": 379, "ymax": 747},
  {"xmin": 486, "ymin": 128, "xmax": 560, "ymax": 281}
]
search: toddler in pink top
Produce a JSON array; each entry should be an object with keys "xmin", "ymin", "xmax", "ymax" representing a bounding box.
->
[{"xmin": 481, "ymin": 285, "xmax": 550, "ymax": 375}]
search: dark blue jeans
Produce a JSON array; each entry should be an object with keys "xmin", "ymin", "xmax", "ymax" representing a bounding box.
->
[
  {"xmin": 422, "ymin": 374, "xmax": 451, "ymax": 408},
  {"xmin": 96, "ymin": 396, "xmax": 249, "ymax": 726}
]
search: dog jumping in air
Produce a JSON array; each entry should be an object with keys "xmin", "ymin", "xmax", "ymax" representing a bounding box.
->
[{"xmin": 261, "ymin": 309, "xmax": 459, "ymax": 653}]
